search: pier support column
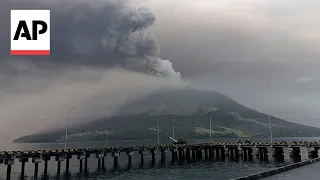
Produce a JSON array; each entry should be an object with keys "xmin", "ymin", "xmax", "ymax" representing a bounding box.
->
[
  {"xmin": 204, "ymin": 148, "xmax": 208, "ymax": 160},
  {"xmin": 139, "ymin": 150, "xmax": 145, "ymax": 166},
  {"xmin": 171, "ymin": 148, "xmax": 177, "ymax": 162},
  {"xmin": 19, "ymin": 158, "xmax": 28, "ymax": 179},
  {"xmin": 282, "ymin": 147, "xmax": 291, "ymax": 162},
  {"xmin": 127, "ymin": 151, "xmax": 134, "ymax": 165},
  {"xmin": 84, "ymin": 153, "xmax": 90, "ymax": 174},
  {"xmin": 96, "ymin": 153, "xmax": 104, "ymax": 170},
  {"xmin": 179, "ymin": 149, "xmax": 184, "ymax": 161},
  {"xmin": 5, "ymin": 158, "xmax": 15, "ymax": 180},
  {"xmin": 308, "ymin": 147, "xmax": 317, "ymax": 159},
  {"xmin": 186, "ymin": 148, "xmax": 191, "ymax": 161},
  {"xmin": 66, "ymin": 154, "xmax": 72, "ymax": 172},
  {"xmin": 112, "ymin": 152, "xmax": 120, "ymax": 169},
  {"xmin": 267, "ymin": 146, "xmax": 275, "ymax": 161},
  {"xmin": 77, "ymin": 154, "xmax": 85, "ymax": 172},
  {"xmin": 192, "ymin": 149, "xmax": 196, "ymax": 160},
  {"xmin": 238, "ymin": 147, "xmax": 243, "ymax": 159},
  {"xmin": 224, "ymin": 147, "xmax": 229, "ymax": 159},
  {"xmin": 209, "ymin": 148, "xmax": 213, "ymax": 159},
  {"xmin": 216, "ymin": 148, "xmax": 220, "ymax": 159},
  {"xmin": 151, "ymin": 150, "xmax": 156, "ymax": 164},
  {"xmin": 102, "ymin": 152, "xmax": 107, "ymax": 170},
  {"xmin": 196, "ymin": 148, "xmax": 202, "ymax": 160},
  {"xmin": 32, "ymin": 155, "xmax": 42, "ymax": 178},
  {"xmin": 161, "ymin": 149, "xmax": 167, "ymax": 163},
  {"xmin": 55, "ymin": 155, "xmax": 64, "ymax": 174},
  {"xmin": 300, "ymin": 147, "xmax": 309, "ymax": 161},
  {"xmin": 43, "ymin": 156, "xmax": 50, "ymax": 175}
]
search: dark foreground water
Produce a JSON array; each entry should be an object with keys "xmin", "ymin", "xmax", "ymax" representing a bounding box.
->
[{"xmin": 0, "ymin": 137, "xmax": 319, "ymax": 180}]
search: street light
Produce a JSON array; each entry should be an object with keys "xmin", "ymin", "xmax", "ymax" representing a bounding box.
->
[
  {"xmin": 209, "ymin": 113, "xmax": 212, "ymax": 143},
  {"xmin": 65, "ymin": 107, "xmax": 75, "ymax": 149},
  {"xmin": 157, "ymin": 113, "xmax": 163, "ymax": 146},
  {"xmin": 269, "ymin": 115, "xmax": 273, "ymax": 143},
  {"xmin": 172, "ymin": 117, "xmax": 175, "ymax": 139}
]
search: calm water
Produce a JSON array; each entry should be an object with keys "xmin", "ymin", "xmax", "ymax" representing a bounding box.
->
[{"xmin": 0, "ymin": 137, "xmax": 319, "ymax": 180}]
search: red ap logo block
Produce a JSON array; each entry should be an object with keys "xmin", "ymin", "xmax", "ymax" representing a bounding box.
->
[{"xmin": 11, "ymin": 10, "xmax": 50, "ymax": 56}]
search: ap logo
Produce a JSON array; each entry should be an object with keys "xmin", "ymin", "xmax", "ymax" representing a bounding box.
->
[{"xmin": 10, "ymin": 10, "xmax": 50, "ymax": 56}]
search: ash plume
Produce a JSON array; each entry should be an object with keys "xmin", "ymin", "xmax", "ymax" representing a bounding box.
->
[{"xmin": 0, "ymin": 0, "xmax": 181, "ymax": 79}]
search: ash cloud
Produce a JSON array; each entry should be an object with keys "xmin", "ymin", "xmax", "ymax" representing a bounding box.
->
[{"xmin": 0, "ymin": 0, "xmax": 180, "ymax": 78}]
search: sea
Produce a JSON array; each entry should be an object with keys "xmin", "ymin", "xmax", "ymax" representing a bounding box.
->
[{"xmin": 0, "ymin": 137, "xmax": 319, "ymax": 180}]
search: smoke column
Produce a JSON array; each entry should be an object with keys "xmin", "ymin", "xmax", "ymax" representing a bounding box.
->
[{"xmin": 0, "ymin": 0, "xmax": 181, "ymax": 79}]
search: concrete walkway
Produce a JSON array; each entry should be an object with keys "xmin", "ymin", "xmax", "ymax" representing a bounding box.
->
[{"xmin": 263, "ymin": 162, "xmax": 320, "ymax": 179}]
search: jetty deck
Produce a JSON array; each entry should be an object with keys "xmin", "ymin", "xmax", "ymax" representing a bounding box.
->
[{"xmin": 1, "ymin": 141, "xmax": 320, "ymax": 179}]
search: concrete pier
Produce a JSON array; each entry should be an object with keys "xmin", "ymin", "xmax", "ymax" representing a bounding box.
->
[{"xmin": 0, "ymin": 141, "xmax": 320, "ymax": 179}]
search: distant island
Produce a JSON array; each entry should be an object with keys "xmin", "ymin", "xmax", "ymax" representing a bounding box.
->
[{"xmin": 13, "ymin": 88, "xmax": 320, "ymax": 143}]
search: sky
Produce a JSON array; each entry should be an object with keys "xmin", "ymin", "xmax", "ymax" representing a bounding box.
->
[{"xmin": 0, "ymin": 0, "xmax": 320, "ymax": 141}]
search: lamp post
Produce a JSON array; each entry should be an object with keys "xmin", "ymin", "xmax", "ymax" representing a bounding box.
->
[
  {"xmin": 172, "ymin": 117, "xmax": 175, "ymax": 139},
  {"xmin": 269, "ymin": 115, "xmax": 273, "ymax": 143},
  {"xmin": 209, "ymin": 114, "xmax": 212, "ymax": 143},
  {"xmin": 64, "ymin": 107, "xmax": 75, "ymax": 149},
  {"xmin": 157, "ymin": 113, "xmax": 163, "ymax": 146}
]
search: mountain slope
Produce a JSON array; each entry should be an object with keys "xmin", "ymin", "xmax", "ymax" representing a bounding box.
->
[{"xmin": 13, "ymin": 88, "xmax": 320, "ymax": 143}]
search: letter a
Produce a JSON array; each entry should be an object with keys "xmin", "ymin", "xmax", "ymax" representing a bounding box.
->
[{"xmin": 13, "ymin": 21, "xmax": 32, "ymax": 40}]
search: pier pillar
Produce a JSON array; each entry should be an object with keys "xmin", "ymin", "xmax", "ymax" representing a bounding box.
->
[
  {"xmin": 179, "ymin": 149, "xmax": 184, "ymax": 161},
  {"xmin": 112, "ymin": 152, "xmax": 120, "ymax": 168},
  {"xmin": 77, "ymin": 154, "xmax": 85, "ymax": 172},
  {"xmin": 300, "ymin": 147, "xmax": 309, "ymax": 161},
  {"xmin": 317, "ymin": 148, "xmax": 320, "ymax": 158},
  {"xmin": 55, "ymin": 155, "xmax": 64, "ymax": 174},
  {"xmin": 84, "ymin": 153, "xmax": 90, "ymax": 174},
  {"xmin": 204, "ymin": 148, "xmax": 208, "ymax": 160},
  {"xmin": 139, "ymin": 150, "xmax": 145, "ymax": 166},
  {"xmin": 66, "ymin": 154, "xmax": 72, "ymax": 172},
  {"xmin": 127, "ymin": 151, "xmax": 134, "ymax": 165},
  {"xmin": 209, "ymin": 148, "xmax": 213, "ymax": 159},
  {"xmin": 247, "ymin": 148, "xmax": 253, "ymax": 161},
  {"xmin": 160, "ymin": 149, "xmax": 166, "ymax": 163},
  {"xmin": 196, "ymin": 148, "xmax": 202, "ymax": 159},
  {"xmin": 238, "ymin": 147, "xmax": 243, "ymax": 159},
  {"xmin": 32, "ymin": 155, "xmax": 42, "ymax": 178},
  {"xmin": 282, "ymin": 147, "xmax": 291, "ymax": 162},
  {"xmin": 102, "ymin": 152, "xmax": 107, "ymax": 170},
  {"xmin": 186, "ymin": 148, "xmax": 191, "ymax": 161},
  {"xmin": 258, "ymin": 148, "xmax": 264, "ymax": 160},
  {"xmin": 252, "ymin": 146, "xmax": 259, "ymax": 159},
  {"xmin": 308, "ymin": 147, "xmax": 317, "ymax": 159},
  {"xmin": 267, "ymin": 146, "xmax": 275, "ymax": 160},
  {"xmin": 5, "ymin": 158, "xmax": 15, "ymax": 180},
  {"xmin": 43, "ymin": 156, "xmax": 50, "ymax": 175},
  {"xmin": 192, "ymin": 149, "xmax": 196, "ymax": 160},
  {"xmin": 96, "ymin": 153, "xmax": 104, "ymax": 170},
  {"xmin": 224, "ymin": 147, "xmax": 229, "ymax": 158},
  {"xmin": 151, "ymin": 150, "xmax": 156, "ymax": 164},
  {"xmin": 171, "ymin": 148, "xmax": 177, "ymax": 162},
  {"xmin": 19, "ymin": 158, "xmax": 28, "ymax": 179},
  {"xmin": 216, "ymin": 148, "xmax": 220, "ymax": 159}
]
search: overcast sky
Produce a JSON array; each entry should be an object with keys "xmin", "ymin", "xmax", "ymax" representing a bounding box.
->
[
  {"xmin": 0, "ymin": 0, "xmax": 320, "ymax": 141},
  {"xmin": 144, "ymin": 0, "xmax": 320, "ymax": 124}
]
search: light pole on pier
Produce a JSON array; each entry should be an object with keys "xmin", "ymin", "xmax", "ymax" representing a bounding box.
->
[
  {"xmin": 269, "ymin": 115, "xmax": 273, "ymax": 143},
  {"xmin": 65, "ymin": 107, "xmax": 75, "ymax": 149},
  {"xmin": 172, "ymin": 117, "xmax": 175, "ymax": 139},
  {"xmin": 157, "ymin": 113, "xmax": 163, "ymax": 146},
  {"xmin": 209, "ymin": 113, "xmax": 212, "ymax": 143}
]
